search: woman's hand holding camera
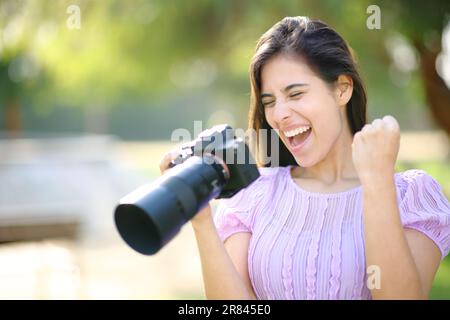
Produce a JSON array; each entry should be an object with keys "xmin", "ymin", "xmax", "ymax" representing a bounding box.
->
[{"xmin": 159, "ymin": 149, "xmax": 213, "ymax": 225}]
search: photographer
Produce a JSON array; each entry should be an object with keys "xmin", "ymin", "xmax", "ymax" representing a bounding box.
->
[{"xmin": 156, "ymin": 17, "xmax": 450, "ymax": 300}]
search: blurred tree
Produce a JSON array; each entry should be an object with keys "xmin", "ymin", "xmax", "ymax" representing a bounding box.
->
[
  {"xmin": 376, "ymin": 0, "xmax": 450, "ymax": 136},
  {"xmin": 0, "ymin": 0, "xmax": 449, "ymax": 136},
  {"xmin": 0, "ymin": 0, "xmax": 32, "ymax": 136}
]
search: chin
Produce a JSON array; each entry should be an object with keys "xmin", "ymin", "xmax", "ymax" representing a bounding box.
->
[{"xmin": 292, "ymin": 155, "xmax": 316, "ymax": 168}]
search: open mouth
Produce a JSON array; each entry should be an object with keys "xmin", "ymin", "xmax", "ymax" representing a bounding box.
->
[{"xmin": 287, "ymin": 127, "xmax": 312, "ymax": 149}]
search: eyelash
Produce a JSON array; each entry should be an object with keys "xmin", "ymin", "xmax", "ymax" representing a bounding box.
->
[{"xmin": 262, "ymin": 92, "xmax": 303, "ymax": 107}]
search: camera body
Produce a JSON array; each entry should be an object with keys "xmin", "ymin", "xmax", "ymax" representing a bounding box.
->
[
  {"xmin": 114, "ymin": 124, "xmax": 260, "ymax": 255},
  {"xmin": 169, "ymin": 124, "xmax": 260, "ymax": 198}
]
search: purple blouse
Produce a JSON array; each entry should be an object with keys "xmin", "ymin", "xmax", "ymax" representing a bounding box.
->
[{"xmin": 213, "ymin": 166, "xmax": 450, "ymax": 300}]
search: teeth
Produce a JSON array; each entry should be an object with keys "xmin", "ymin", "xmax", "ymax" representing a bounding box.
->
[{"xmin": 284, "ymin": 126, "xmax": 311, "ymax": 138}]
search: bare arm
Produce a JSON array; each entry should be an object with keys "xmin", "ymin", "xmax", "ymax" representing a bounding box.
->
[
  {"xmin": 352, "ymin": 116, "xmax": 441, "ymax": 299},
  {"xmin": 362, "ymin": 174, "xmax": 441, "ymax": 299},
  {"xmin": 191, "ymin": 208, "xmax": 257, "ymax": 300},
  {"xmin": 223, "ymin": 232, "xmax": 257, "ymax": 299}
]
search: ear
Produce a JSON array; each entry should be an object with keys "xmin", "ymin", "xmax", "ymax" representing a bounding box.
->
[{"xmin": 335, "ymin": 75, "xmax": 353, "ymax": 107}]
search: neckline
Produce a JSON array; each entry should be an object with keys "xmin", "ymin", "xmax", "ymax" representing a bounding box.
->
[{"xmin": 285, "ymin": 165, "xmax": 363, "ymax": 197}]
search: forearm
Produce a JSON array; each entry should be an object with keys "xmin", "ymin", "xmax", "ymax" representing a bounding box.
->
[
  {"xmin": 191, "ymin": 216, "xmax": 255, "ymax": 300},
  {"xmin": 362, "ymin": 174, "xmax": 426, "ymax": 299}
]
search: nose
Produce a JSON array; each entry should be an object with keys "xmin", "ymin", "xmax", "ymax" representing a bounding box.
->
[{"xmin": 272, "ymin": 101, "xmax": 293, "ymax": 126}]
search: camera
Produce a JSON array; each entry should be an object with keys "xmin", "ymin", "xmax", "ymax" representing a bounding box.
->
[{"xmin": 114, "ymin": 124, "xmax": 260, "ymax": 255}]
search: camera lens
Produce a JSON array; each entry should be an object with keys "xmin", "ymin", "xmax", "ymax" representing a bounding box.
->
[{"xmin": 114, "ymin": 155, "xmax": 227, "ymax": 255}]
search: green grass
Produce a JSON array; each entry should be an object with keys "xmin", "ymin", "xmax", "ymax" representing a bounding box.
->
[{"xmin": 430, "ymin": 255, "xmax": 450, "ymax": 299}]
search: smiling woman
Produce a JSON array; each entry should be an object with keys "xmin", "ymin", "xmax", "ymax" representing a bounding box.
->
[
  {"xmin": 248, "ymin": 17, "xmax": 367, "ymax": 168},
  {"xmin": 210, "ymin": 16, "xmax": 450, "ymax": 300},
  {"xmin": 159, "ymin": 16, "xmax": 450, "ymax": 300}
]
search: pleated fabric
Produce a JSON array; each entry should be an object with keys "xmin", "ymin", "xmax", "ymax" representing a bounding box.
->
[{"xmin": 213, "ymin": 166, "xmax": 450, "ymax": 300}]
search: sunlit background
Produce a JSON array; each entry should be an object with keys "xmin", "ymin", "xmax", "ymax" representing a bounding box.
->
[{"xmin": 0, "ymin": 0, "xmax": 449, "ymax": 299}]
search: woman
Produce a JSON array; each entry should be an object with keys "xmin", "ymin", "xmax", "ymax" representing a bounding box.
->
[{"xmin": 160, "ymin": 16, "xmax": 450, "ymax": 300}]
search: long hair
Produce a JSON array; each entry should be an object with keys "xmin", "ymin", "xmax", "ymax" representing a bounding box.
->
[{"xmin": 248, "ymin": 16, "xmax": 367, "ymax": 167}]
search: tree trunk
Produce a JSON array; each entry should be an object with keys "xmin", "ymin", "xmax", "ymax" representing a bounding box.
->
[
  {"xmin": 3, "ymin": 99, "xmax": 22, "ymax": 138},
  {"xmin": 414, "ymin": 40, "xmax": 450, "ymax": 138}
]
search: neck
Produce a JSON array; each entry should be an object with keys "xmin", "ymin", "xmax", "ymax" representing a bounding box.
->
[{"xmin": 293, "ymin": 124, "xmax": 358, "ymax": 184}]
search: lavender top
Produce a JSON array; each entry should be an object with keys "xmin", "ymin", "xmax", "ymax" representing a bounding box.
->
[{"xmin": 213, "ymin": 166, "xmax": 450, "ymax": 300}]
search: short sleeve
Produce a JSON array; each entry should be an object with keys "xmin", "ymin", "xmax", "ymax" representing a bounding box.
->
[
  {"xmin": 397, "ymin": 170, "xmax": 450, "ymax": 260},
  {"xmin": 213, "ymin": 167, "xmax": 277, "ymax": 243}
]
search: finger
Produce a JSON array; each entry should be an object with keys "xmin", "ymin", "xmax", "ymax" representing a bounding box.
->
[
  {"xmin": 371, "ymin": 118, "xmax": 384, "ymax": 131},
  {"xmin": 383, "ymin": 115, "xmax": 400, "ymax": 132},
  {"xmin": 361, "ymin": 123, "xmax": 374, "ymax": 134},
  {"xmin": 159, "ymin": 153, "xmax": 170, "ymax": 174},
  {"xmin": 159, "ymin": 150, "xmax": 180, "ymax": 174},
  {"xmin": 352, "ymin": 131, "xmax": 362, "ymax": 147},
  {"xmin": 353, "ymin": 131, "xmax": 363, "ymax": 140}
]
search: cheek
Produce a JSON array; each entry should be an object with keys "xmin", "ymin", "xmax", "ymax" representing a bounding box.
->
[
  {"xmin": 264, "ymin": 109, "xmax": 276, "ymax": 128},
  {"xmin": 313, "ymin": 113, "xmax": 343, "ymax": 157},
  {"xmin": 303, "ymin": 98, "xmax": 342, "ymax": 146},
  {"xmin": 308, "ymin": 94, "xmax": 340, "ymax": 128}
]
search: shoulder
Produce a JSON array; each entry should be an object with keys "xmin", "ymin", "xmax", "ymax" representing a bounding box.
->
[
  {"xmin": 394, "ymin": 169, "xmax": 445, "ymax": 200},
  {"xmin": 395, "ymin": 168, "xmax": 433, "ymax": 181},
  {"xmin": 394, "ymin": 168, "xmax": 450, "ymax": 211}
]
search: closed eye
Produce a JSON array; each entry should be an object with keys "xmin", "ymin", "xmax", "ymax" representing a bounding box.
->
[
  {"xmin": 290, "ymin": 92, "xmax": 303, "ymax": 98},
  {"xmin": 262, "ymin": 100, "xmax": 275, "ymax": 107},
  {"xmin": 261, "ymin": 92, "xmax": 304, "ymax": 107}
]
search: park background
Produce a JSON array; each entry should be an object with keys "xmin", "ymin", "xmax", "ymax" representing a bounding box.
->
[{"xmin": 0, "ymin": 0, "xmax": 449, "ymax": 299}]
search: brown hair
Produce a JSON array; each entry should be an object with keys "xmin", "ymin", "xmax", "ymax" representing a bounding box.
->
[{"xmin": 248, "ymin": 16, "xmax": 367, "ymax": 167}]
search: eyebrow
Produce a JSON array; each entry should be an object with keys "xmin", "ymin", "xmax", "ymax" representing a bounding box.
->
[{"xmin": 261, "ymin": 83, "xmax": 309, "ymax": 99}]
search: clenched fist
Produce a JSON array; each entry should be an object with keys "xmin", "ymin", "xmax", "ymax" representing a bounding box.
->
[{"xmin": 352, "ymin": 115, "xmax": 400, "ymax": 184}]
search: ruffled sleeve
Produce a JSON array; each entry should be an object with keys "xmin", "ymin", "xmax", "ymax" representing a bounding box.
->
[
  {"xmin": 213, "ymin": 167, "xmax": 278, "ymax": 242},
  {"xmin": 396, "ymin": 169, "xmax": 450, "ymax": 260}
]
